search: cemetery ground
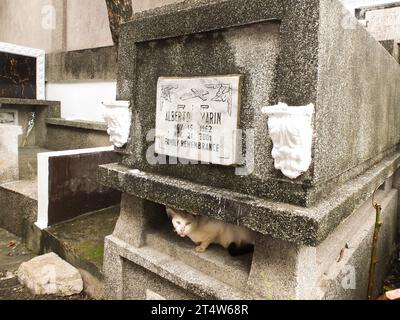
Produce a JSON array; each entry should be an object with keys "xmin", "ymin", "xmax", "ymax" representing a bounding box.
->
[{"xmin": 0, "ymin": 223, "xmax": 98, "ymax": 300}]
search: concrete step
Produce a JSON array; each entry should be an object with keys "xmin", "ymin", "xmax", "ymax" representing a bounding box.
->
[
  {"xmin": 106, "ymin": 235, "xmax": 248, "ymax": 300},
  {"xmin": 45, "ymin": 118, "xmax": 110, "ymax": 151},
  {"xmin": 42, "ymin": 206, "xmax": 120, "ymax": 298},
  {"xmin": 145, "ymin": 227, "xmax": 252, "ymax": 290},
  {"xmin": 0, "ymin": 180, "xmax": 38, "ymax": 245}
]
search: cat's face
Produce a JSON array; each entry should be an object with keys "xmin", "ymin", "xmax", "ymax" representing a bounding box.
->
[{"xmin": 166, "ymin": 208, "xmax": 196, "ymax": 238}]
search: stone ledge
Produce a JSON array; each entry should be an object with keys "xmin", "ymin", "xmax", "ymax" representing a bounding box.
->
[
  {"xmin": 145, "ymin": 225, "xmax": 252, "ymax": 289},
  {"xmin": 0, "ymin": 98, "xmax": 60, "ymax": 107},
  {"xmin": 105, "ymin": 235, "xmax": 247, "ymax": 300},
  {"xmin": 98, "ymin": 151, "xmax": 400, "ymax": 246},
  {"xmin": 0, "ymin": 180, "xmax": 38, "ymax": 201},
  {"xmin": 46, "ymin": 118, "xmax": 107, "ymax": 132}
]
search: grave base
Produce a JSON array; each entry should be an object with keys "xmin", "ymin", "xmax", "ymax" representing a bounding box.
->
[{"xmin": 102, "ymin": 171, "xmax": 399, "ymax": 300}]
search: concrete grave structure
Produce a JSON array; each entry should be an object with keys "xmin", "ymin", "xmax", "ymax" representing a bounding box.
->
[{"xmin": 93, "ymin": 0, "xmax": 400, "ymax": 299}]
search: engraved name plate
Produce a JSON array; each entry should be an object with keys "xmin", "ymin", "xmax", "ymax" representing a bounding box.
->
[{"xmin": 155, "ymin": 75, "xmax": 242, "ymax": 165}]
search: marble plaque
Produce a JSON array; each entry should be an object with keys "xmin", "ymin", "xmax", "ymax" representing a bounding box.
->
[{"xmin": 155, "ymin": 75, "xmax": 242, "ymax": 165}]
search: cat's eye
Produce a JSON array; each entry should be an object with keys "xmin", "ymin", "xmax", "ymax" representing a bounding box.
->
[
  {"xmin": 176, "ymin": 221, "xmax": 181, "ymax": 225},
  {"xmin": 186, "ymin": 223, "xmax": 191, "ymax": 226}
]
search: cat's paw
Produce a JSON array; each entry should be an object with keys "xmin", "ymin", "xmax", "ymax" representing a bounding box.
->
[{"xmin": 195, "ymin": 245, "xmax": 206, "ymax": 253}]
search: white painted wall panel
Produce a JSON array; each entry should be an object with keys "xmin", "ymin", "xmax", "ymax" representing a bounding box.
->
[{"xmin": 46, "ymin": 81, "xmax": 117, "ymax": 122}]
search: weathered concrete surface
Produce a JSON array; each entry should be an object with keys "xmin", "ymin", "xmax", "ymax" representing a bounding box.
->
[
  {"xmin": 315, "ymin": 0, "xmax": 400, "ymax": 186},
  {"xmin": 46, "ymin": 46, "xmax": 117, "ymax": 82},
  {"xmin": 45, "ymin": 123, "xmax": 111, "ymax": 151},
  {"xmin": 103, "ymin": 174, "xmax": 399, "ymax": 300},
  {"xmin": 318, "ymin": 187, "xmax": 398, "ymax": 300},
  {"xmin": 99, "ymin": 151, "xmax": 400, "ymax": 246},
  {"xmin": 104, "ymin": 235, "xmax": 246, "ymax": 300},
  {"xmin": 0, "ymin": 180, "xmax": 37, "ymax": 239},
  {"xmin": 42, "ymin": 206, "xmax": 120, "ymax": 299},
  {"xmin": 113, "ymin": 194, "xmax": 252, "ymax": 290},
  {"xmin": 380, "ymin": 40, "xmax": 400, "ymax": 63},
  {"xmin": 246, "ymin": 235, "xmax": 317, "ymax": 300},
  {"xmin": 19, "ymin": 146, "xmax": 52, "ymax": 180},
  {"xmin": 17, "ymin": 252, "xmax": 83, "ymax": 296}
]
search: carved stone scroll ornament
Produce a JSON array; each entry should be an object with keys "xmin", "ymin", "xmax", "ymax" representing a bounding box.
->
[
  {"xmin": 102, "ymin": 100, "xmax": 131, "ymax": 148},
  {"xmin": 261, "ymin": 103, "xmax": 315, "ymax": 179}
]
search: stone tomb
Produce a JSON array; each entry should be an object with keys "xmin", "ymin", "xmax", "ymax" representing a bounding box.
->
[{"xmin": 99, "ymin": 0, "xmax": 400, "ymax": 299}]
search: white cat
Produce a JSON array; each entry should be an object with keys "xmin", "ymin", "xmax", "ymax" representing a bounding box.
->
[{"xmin": 166, "ymin": 207, "xmax": 256, "ymax": 256}]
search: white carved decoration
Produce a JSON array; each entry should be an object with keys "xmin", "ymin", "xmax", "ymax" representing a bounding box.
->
[
  {"xmin": 0, "ymin": 42, "xmax": 46, "ymax": 100},
  {"xmin": 261, "ymin": 102, "xmax": 314, "ymax": 179},
  {"xmin": 102, "ymin": 100, "xmax": 131, "ymax": 148}
]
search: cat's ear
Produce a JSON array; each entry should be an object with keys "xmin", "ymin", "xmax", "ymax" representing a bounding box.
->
[{"xmin": 166, "ymin": 207, "xmax": 176, "ymax": 219}]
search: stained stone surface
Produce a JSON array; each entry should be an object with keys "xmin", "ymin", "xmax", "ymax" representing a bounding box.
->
[
  {"xmin": 99, "ymin": 150, "xmax": 400, "ymax": 246},
  {"xmin": 46, "ymin": 46, "xmax": 117, "ymax": 82},
  {"xmin": 0, "ymin": 125, "xmax": 22, "ymax": 183}
]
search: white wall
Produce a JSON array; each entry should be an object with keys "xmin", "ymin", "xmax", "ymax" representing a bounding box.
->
[{"xmin": 46, "ymin": 81, "xmax": 117, "ymax": 122}]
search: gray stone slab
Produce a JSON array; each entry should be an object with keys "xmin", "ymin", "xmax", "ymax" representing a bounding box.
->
[
  {"xmin": 45, "ymin": 118, "xmax": 107, "ymax": 132},
  {"xmin": 0, "ymin": 180, "xmax": 37, "ymax": 238},
  {"xmin": 104, "ymin": 235, "xmax": 247, "ymax": 299}
]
